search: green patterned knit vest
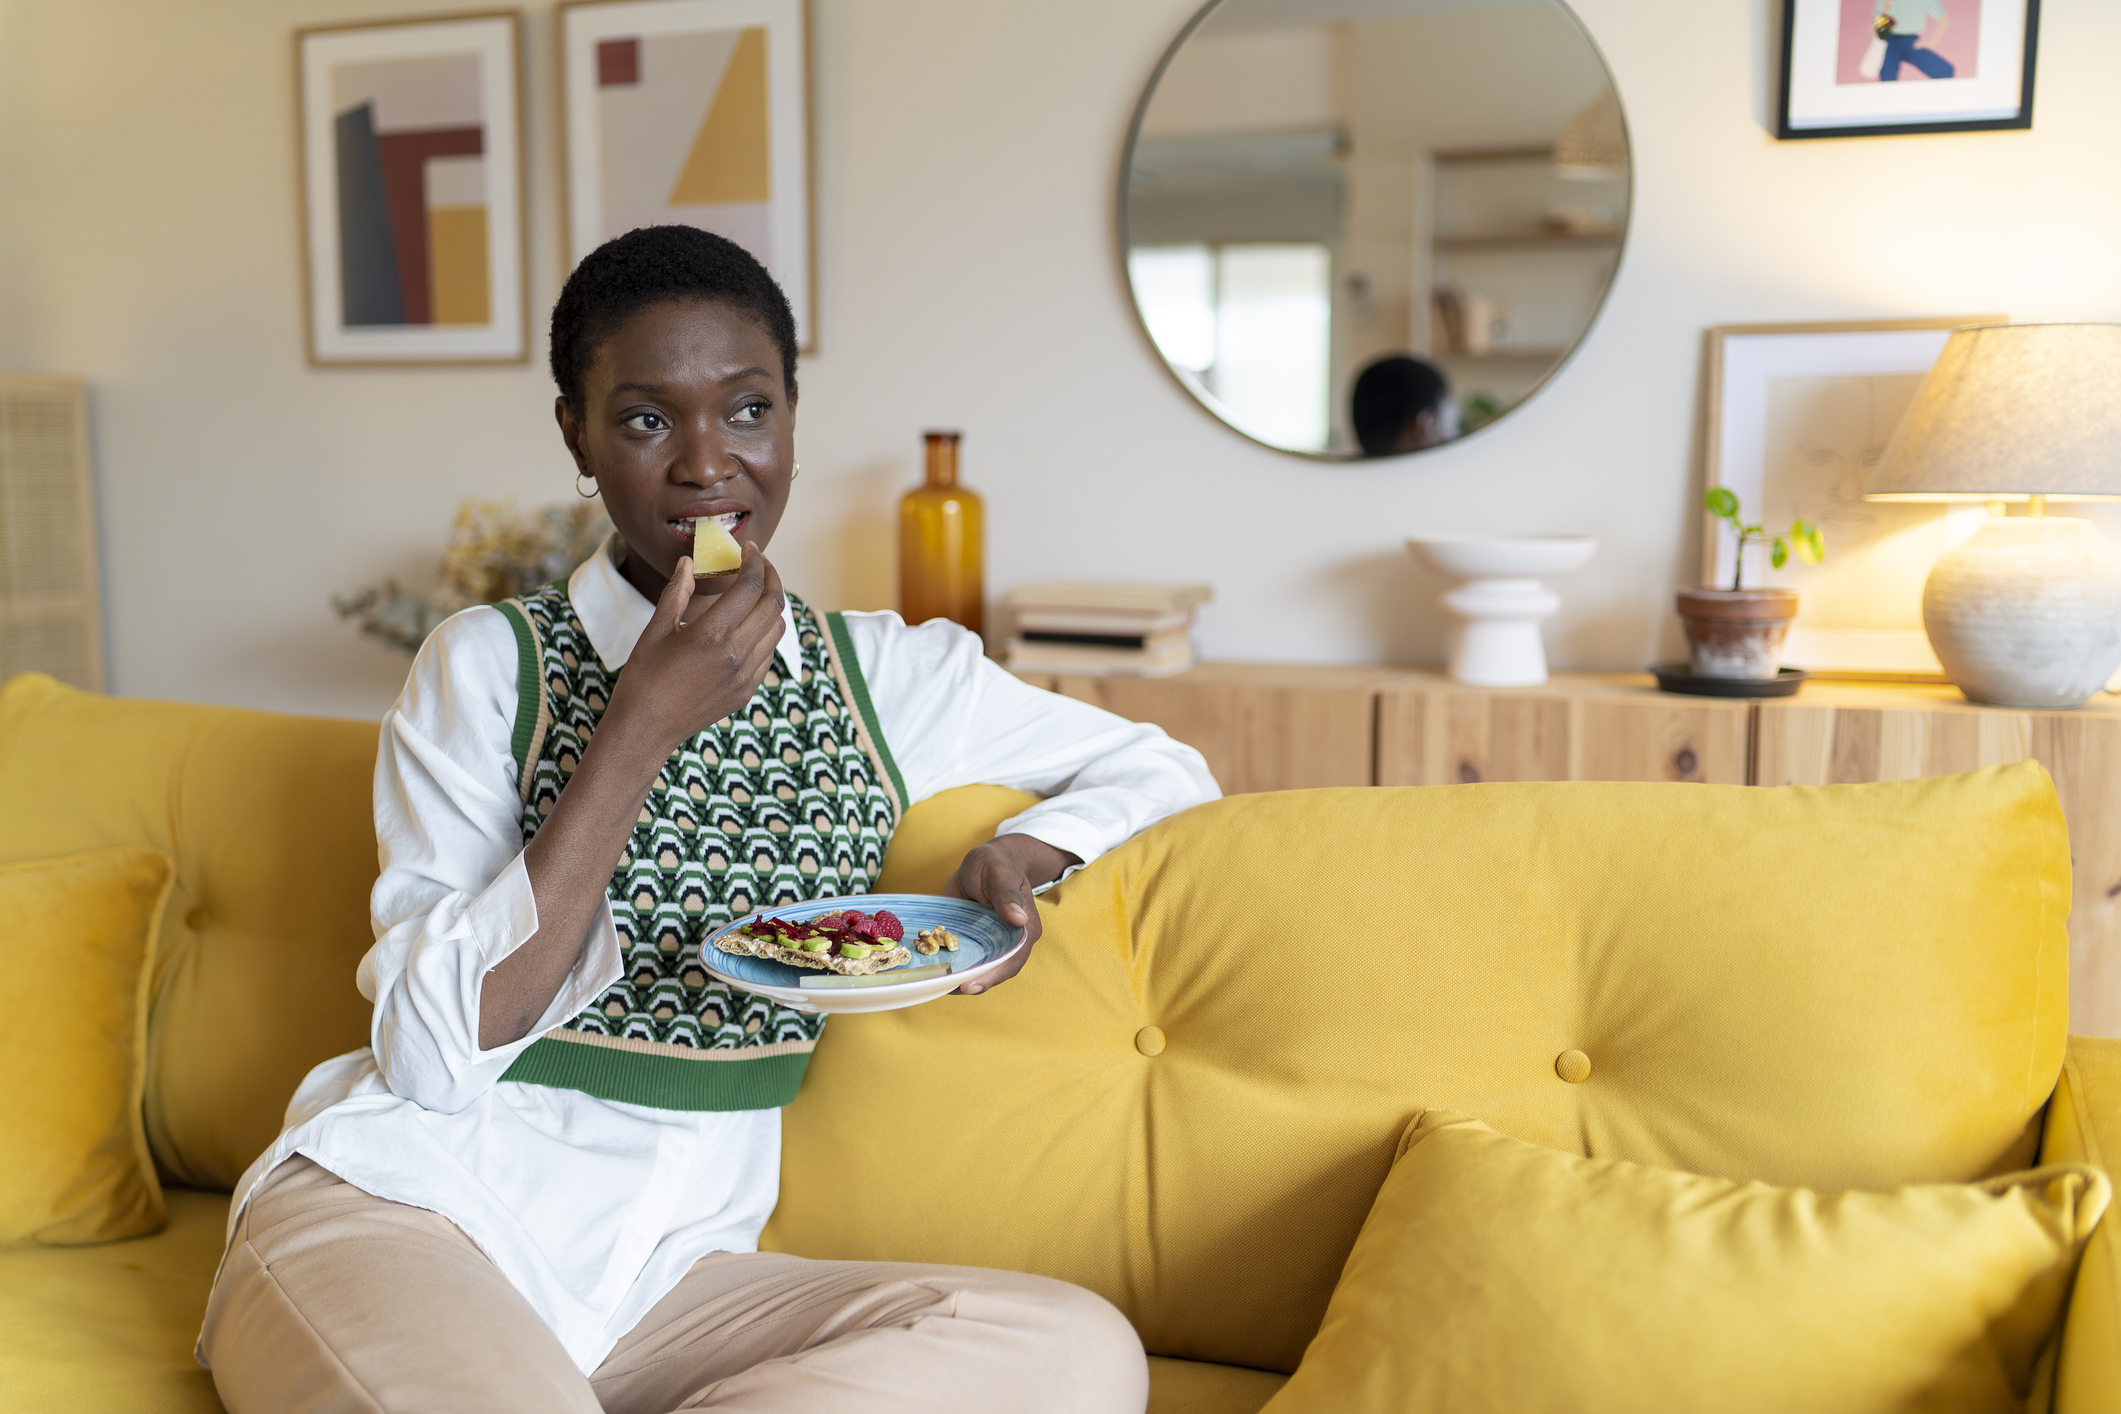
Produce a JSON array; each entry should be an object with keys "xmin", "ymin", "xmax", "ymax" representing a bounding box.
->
[{"xmin": 487, "ymin": 583, "xmax": 905, "ymax": 1110}]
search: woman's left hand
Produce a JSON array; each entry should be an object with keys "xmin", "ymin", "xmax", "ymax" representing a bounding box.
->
[{"xmin": 943, "ymin": 833, "xmax": 1081, "ymax": 995}]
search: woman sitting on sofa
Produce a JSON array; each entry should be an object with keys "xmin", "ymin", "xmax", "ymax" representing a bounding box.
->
[{"xmin": 198, "ymin": 225, "xmax": 1217, "ymax": 1413}]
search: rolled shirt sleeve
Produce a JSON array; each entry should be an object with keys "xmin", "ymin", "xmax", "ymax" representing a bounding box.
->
[
  {"xmin": 359, "ymin": 607, "xmax": 623, "ymax": 1114},
  {"xmin": 836, "ymin": 612, "xmax": 1221, "ymax": 875}
]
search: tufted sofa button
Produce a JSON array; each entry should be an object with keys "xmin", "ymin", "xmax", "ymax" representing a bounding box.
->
[
  {"xmin": 1135, "ymin": 1026, "xmax": 1167, "ymax": 1058},
  {"xmin": 1555, "ymin": 1049, "xmax": 1592, "ymax": 1083},
  {"xmin": 184, "ymin": 906, "xmax": 209, "ymax": 931}
]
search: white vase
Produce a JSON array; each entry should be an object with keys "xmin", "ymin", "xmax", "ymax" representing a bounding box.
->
[
  {"xmin": 1923, "ymin": 517, "xmax": 2121, "ymax": 709},
  {"xmin": 1406, "ymin": 534, "xmax": 1599, "ymax": 687}
]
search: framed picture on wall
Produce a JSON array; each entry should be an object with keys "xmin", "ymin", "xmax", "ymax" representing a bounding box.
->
[
  {"xmin": 560, "ymin": 0, "xmax": 814, "ymax": 348},
  {"xmin": 1777, "ymin": 0, "xmax": 2040, "ymax": 139},
  {"xmin": 296, "ymin": 12, "xmax": 528, "ymax": 365},
  {"xmin": 1702, "ymin": 316, "xmax": 2004, "ymax": 680}
]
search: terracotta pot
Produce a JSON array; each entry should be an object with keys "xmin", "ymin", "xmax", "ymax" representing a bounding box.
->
[{"xmin": 1676, "ymin": 588, "xmax": 1799, "ymax": 680}]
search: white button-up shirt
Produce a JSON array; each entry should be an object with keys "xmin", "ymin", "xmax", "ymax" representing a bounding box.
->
[{"xmin": 211, "ymin": 538, "xmax": 1218, "ymax": 1373}]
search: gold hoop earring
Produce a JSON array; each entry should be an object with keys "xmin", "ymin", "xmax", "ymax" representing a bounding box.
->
[
  {"xmin": 575, "ymin": 472, "xmax": 598, "ymax": 499},
  {"xmin": 792, "ymin": 462, "xmax": 803, "ymax": 481}
]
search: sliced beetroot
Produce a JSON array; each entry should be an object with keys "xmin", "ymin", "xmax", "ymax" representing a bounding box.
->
[{"xmin": 739, "ymin": 906, "xmax": 909, "ymax": 957}]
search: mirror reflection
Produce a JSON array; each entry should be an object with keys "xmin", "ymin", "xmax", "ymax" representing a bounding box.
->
[{"xmin": 1123, "ymin": 0, "xmax": 1630, "ymax": 459}]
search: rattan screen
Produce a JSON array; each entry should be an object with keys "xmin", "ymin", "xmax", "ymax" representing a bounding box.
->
[{"xmin": 0, "ymin": 376, "xmax": 103, "ymax": 691}]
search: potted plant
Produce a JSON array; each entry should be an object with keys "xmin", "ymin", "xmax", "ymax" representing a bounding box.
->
[{"xmin": 1679, "ymin": 489, "xmax": 1824, "ymax": 679}]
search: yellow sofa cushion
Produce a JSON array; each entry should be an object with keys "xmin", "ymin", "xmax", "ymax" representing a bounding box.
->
[
  {"xmin": 1146, "ymin": 1356, "xmax": 1285, "ymax": 1414},
  {"xmin": 770, "ymin": 767, "xmax": 2070, "ymax": 1373},
  {"xmin": 0, "ymin": 674, "xmax": 380, "ymax": 1190},
  {"xmin": 2039, "ymin": 1037, "xmax": 2121, "ymax": 1412},
  {"xmin": 872, "ymin": 783, "xmax": 1042, "ymax": 895},
  {"xmin": 0, "ymin": 1187, "xmax": 229, "ymax": 1412},
  {"xmin": 1267, "ymin": 1112, "xmax": 2108, "ymax": 1414},
  {"xmin": 2, "ymin": 847, "xmax": 173, "ymax": 1246}
]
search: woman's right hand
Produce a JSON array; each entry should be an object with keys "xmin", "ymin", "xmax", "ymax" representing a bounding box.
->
[{"xmin": 600, "ymin": 543, "xmax": 786, "ymax": 759}]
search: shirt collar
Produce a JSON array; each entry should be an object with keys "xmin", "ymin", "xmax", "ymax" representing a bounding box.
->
[{"xmin": 568, "ymin": 533, "xmax": 802, "ymax": 677}]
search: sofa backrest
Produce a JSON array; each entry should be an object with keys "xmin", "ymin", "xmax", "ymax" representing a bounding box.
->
[
  {"xmin": 0, "ymin": 672, "xmax": 1041, "ymax": 1190},
  {"xmin": 0, "ymin": 674, "xmax": 379, "ymax": 1189},
  {"xmin": 766, "ymin": 768, "xmax": 2072, "ymax": 1373},
  {"xmin": 1, "ymin": 673, "xmax": 2073, "ymax": 1371}
]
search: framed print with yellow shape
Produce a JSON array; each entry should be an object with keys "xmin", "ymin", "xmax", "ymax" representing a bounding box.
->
[
  {"xmin": 560, "ymin": 0, "xmax": 815, "ymax": 349},
  {"xmin": 296, "ymin": 12, "xmax": 529, "ymax": 365}
]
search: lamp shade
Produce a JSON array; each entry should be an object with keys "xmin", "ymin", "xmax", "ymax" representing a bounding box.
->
[{"xmin": 1865, "ymin": 322, "xmax": 2121, "ymax": 502}]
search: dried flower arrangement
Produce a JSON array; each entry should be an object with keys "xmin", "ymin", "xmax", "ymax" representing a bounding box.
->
[{"xmin": 335, "ymin": 499, "xmax": 612, "ymax": 653}]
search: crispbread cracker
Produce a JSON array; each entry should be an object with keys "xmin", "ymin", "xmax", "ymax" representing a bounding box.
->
[{"xmin": 713, "ymin": 930, "xmax": 912, "ymax": 976}]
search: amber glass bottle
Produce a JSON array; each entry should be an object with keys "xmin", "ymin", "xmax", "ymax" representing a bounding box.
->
[{"xmin": 898, "ymin": 431, "xmax": 984, "ymax": 634}]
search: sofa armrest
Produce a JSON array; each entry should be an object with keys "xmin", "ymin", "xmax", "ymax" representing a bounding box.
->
[{"xmin": 2040, "ymin": 1037, "xmax": 2121, "ymax": 1413}]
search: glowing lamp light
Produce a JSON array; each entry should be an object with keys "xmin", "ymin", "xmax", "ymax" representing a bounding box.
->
[{"xmin": 1865, "ymin": 323, "xmax": 2121, "ymax": 707}]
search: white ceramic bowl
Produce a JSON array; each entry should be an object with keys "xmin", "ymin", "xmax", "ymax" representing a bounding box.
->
[{"xmin": 1406, "ymin": 533, "xmax": 1599, "ymax": 579}]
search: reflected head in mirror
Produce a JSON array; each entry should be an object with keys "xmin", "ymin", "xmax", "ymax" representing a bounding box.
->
[
  {"xmin": 1122, "ymin": 0, "xmax": 1630, "ymax": 461},
  {"xmin": 1353, "ymin": 354, "xmax": 1458, "ymax": 456}
]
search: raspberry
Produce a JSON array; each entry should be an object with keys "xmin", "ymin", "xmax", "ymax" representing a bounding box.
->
[{"xmin": 869, "ymin": 910, "xmax": 904, "ymax": 941}]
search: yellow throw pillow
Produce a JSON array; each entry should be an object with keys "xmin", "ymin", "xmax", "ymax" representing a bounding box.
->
[
  {"xmin": 0, "ymin": 848, "xmax": 173, "ymax": 1246},
  {"xmin": 1267, "ymin": 1112, "xmax": 2110, "ymax": 1414}
]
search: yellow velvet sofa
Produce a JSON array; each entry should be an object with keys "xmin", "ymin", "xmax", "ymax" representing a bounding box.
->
[{"xmin": 2, "ymin": 670, "xmax": 2117, "ymax": 1413}]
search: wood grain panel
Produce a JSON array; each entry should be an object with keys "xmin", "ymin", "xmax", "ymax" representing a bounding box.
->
[
  {"xmin": 1756, "ymin": 700, "xmax": 2035, "ymax": 785},
  {"xmin": 1373, "ymin": 690, "xmax": 1427, "ymax": 786},
  {"xmin": 1758, "ymin": 687, "xmax": 2121, "ymax": 1036},
  {"xmin": 2036, "ymin": 713, "xmax": 2121, "ymax": 1037},
  {"xmin": 1016, "ymin": 664, "xmax": 1380, "ymax": 795},
  {"xmin": 1374, "ymin": 673, "xmax": 1748, "ymax": 785},
  {"xmin": 1575, "ymin": 698, "xmax": 1750, "ymax": 784}
]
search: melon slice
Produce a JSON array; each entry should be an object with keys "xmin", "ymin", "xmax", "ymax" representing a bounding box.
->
[{"xmin": 692, "ymin": 516, "xmax": 743, "ymax": 574}]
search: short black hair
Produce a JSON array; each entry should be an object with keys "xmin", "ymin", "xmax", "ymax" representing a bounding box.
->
[
  {"xmin": 549, "ymin": 225, "xmax": 798, "ymax": 408},
  {"xmin": 1351, "ymin": 356, "xmax": 1449, "ymax": 457}
]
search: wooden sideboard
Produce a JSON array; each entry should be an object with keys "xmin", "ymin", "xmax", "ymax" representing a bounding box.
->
[{"xmin": 1017, "ymin": 665, "xmax": 2121, "ymax": 1036}]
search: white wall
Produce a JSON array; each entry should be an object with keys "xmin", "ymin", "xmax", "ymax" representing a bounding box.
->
[
  {"xmin": 4, "ymin": 0, "xmax": 2121, "ymax": 719},
  {"xmin": 1139, "ymin": 25, "xmax": 1340, "ymax": 135}
]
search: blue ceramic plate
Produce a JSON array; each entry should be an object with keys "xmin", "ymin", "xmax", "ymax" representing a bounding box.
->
[{"xmin": 701, "ymin": 894, "xmax": 1028, "ymax": 1014}]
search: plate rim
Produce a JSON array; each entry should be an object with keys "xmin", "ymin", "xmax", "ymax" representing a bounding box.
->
[{"xmin": 699, "ymin": 893, "xmax": 1029, "ymax": 1001}]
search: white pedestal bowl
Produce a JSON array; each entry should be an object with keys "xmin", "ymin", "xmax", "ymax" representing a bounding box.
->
[{"xmin": 1406, "ymin": 534, "xmax": 1600, "ymax": 687}]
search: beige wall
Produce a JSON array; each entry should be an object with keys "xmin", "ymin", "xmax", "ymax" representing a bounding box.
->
[
  {"xmin": 4, "ymin": 0, "xmax": 2121, "ymax": 718},
  {"xmin": 1139, "ymin": 24, "xmax": 1340, "ymax": 135}
]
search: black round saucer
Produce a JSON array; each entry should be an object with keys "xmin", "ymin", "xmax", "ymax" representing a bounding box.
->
[{"xmin": 1652, "ymin": 665, "xmax": 1809, "ymax": 699}]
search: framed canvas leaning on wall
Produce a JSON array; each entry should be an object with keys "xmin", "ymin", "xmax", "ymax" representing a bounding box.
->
[
  {"xmin": 559, "ymin": 0, "xmax": 815, "ymax": 348},
  {"xmin": 1778, "ymin": 0, "xmax": 2040, "ymax": 139},
  {"xmin": 1702, "ymin": 317, "xmax": 2003, "ymax": 681},
  {"xmin": 295, "ymin": 13, "xmax": 529, "ymax": 365}
]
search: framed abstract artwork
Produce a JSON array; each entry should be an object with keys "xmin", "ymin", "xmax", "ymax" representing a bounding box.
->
[
  {"xmin": 296, "ymin": 12, "xmax": 528, "ymax": 365},
  {"xmin": 560, "ymin": 0, "xmax": 814, "ymax": 347},
  {"xmin": 1702, "ymin": 317, "xmax": 2003, "ymax": 680},
  {"xmin": 1778, "ymin": 0, "xmax": 2040, "ymax": 139}
]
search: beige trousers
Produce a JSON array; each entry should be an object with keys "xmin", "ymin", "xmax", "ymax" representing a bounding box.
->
[{"xmin": 200, "ymin": 1158, "xmax": 1148, "ymax": 1414}]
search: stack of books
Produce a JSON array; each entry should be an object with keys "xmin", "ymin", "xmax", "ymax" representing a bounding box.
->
[{"xmin": 1002, "ymin": 581, "xmax": 1213, "ymax": 677}]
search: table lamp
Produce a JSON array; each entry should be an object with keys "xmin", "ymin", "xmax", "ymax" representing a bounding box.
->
[{"xmin": 1864, "ymin": 322, "xmax": 2121, "ymax": 709}]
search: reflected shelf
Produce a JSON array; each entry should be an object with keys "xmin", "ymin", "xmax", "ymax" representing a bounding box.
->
[
  {"xmin": 1432, "ymin": 347, "xmax": 1569, "ymax": 363},
  {"xmin": 1434, "ymin": 231, "xmax": 1625, "ymax": 253}
]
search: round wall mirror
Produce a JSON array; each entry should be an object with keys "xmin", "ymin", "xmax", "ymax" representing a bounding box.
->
[{"xmin": 1121, "ymin": 0, "xmax": 1631, "ymax": 460}]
